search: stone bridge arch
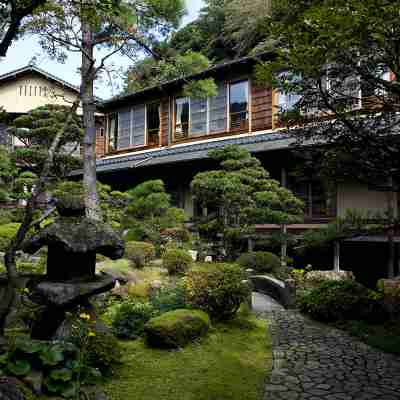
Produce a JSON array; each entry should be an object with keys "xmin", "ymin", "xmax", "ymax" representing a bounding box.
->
[{"xmin": 249, "ymin": 275, "xmax": 296, "ymax": 309}]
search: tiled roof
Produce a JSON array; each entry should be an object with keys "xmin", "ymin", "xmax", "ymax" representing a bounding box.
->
[
  {"xmin": 0, "ymin": 64, "xmax": 80, "ymax": 93},
  {"xmin": 93, "ymin": 130, "xmax": 294, "ymax": 175}
]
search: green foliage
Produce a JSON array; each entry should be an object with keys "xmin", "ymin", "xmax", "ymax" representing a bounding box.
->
[
  {"xmin": 0, "ymin": 336, "xmax": 80, "ymax": 398},
  {"xmin": 256, "ymin": 0, "xmax": 400, "ymax": 194},
  {"xmin": 125, "ymin": 51, "xmax": 214, "ymax": 95},
  {"xmin": 8, "ymin": 105, "xmax": 82, "ymax": 177},
  {"xmin": 127, "ymin": 180, "xmax": 170, "ymax": 220},
  {"xmin": 183, "ymin": 263, "xmax": 251, "ymax": 320},
  {"xmin": 84, "ymin": 330, "xmax": 122, "ymax": 375},
  {"xmin": 125, "ymin": 241, "xmax": 156, "ymax": 269},
  {"xmin": 237, "ymin": 251, "xmax": 281, "ymax": 274},
  {"xmin": 162, "ymin": 248, "xmax": 192, "ymax": 275},
  {"xmin": 150, "ymin": 284, "xmax": 186, "ymax": 314},
  {"xmin": 144, "ymin": 309, "xmax": 210, "ymax": 348},
  {"xmin": 298, "ymin": 280, "xmax": 388, "ymax": 323},
  {"xmin": 124, "ymin": 180, "xmax": 188, "ymax": 252},
  {"xmin": 170, "ymin": 0, "xmax": 237, "ymax": 62},
  {"xmin": 112, "ymin": 301, "xmax": 156, "ymax": 339},
  {"xmin": 0, "ymin": 222, "xmax": 20, "ymax": 251},
  {"xmin": 191, "ymin": 146, "xmax": 303, "ymax": 257},
  {"xmin": 0, "ymin": 146, "xmax": 18, "ymax": 202}
]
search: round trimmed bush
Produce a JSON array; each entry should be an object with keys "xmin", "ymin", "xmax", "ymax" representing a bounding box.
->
[
  {"xmin": 183, "ymin": 263, "xmax": 251, "ymax": 320},
  {"xmin": 85, "ymin": 330, "xmax": 122, "ymax": 374},
  {"xmin": 162, "ymin": 248, "xmax": 192, "ymax": 275},
  {"xmin": 298, "ymin": 280, "xmax": 387, "ymax": 323},
  {"xmin": 144, "ymin": 309, "xmax": 210, "ymax": 348},
  {"xmin": 0, "ymin": 223, "xmax": 20, "ymax": 252},
  {"xmin": 125, "ymin": 241, "xmax": 156, "ymax": 269},
  {"xmin": 112, "ymin": 300, "xmax": 156, "ymax": 339},
  {"xmin": 237, "ymin": 251, "xmax": 281, "ymax": 274}
]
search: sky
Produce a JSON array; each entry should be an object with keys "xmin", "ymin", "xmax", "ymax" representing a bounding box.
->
[{"xmin": 0, "ymin": 0, "xmax": 205, "ymax": 100}]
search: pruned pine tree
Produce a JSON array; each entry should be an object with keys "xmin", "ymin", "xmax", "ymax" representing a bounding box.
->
[
  {"xmin": 25, "ymin": 0, "xmax": 185, "ymax": 220},
  {"xmin": 0, "ymin": 103, "xmax": 82, "ymax": 334},
  {"xmin": 191, "ymin": 145, "xmax": 303, "ymax": 259}
]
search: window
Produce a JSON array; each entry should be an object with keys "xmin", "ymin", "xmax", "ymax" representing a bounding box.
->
[
  {"xmin": 132, "ymin": 105, "xmax": 146, "ymax": 147},
  {"xmin": 175, "ymin": 97, "xmax": 190, "ymax": 139},
  {"xmin": 210, "ymin": 83, "xmax": 227, "ymax": 133},
  {"xmin": 229, "ymin": 80, "xmax": 249, "ymax": 131},
  {"xmin": 287, "ymin": 174, "xmax": 337, "ymax": 219},
  {"xmin": 117, "ymin": 109, "xmax": 131, "ymax": 149},
  {"xmin": 19, "ymin": 86, "xmax": 23, "ymax": 96},
  {"xmin": 190, "ymin": 97, "xmax": 208, "ymax": 136},
  {"xmin": 147, "ymin": 103, "xmax": 160, "ymax": 145},
  {"xmin": 108, "ymin": 114, "xmax": 118, "ymax": 152}
]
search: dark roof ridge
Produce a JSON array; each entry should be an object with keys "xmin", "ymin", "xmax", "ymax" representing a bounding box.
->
[{"xmin": 101, "ymin": 51, "xmax": 273, "ymax": 108}]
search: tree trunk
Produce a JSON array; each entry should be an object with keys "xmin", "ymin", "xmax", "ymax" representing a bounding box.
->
[
  {"xmin": 0, "ymin": 103, "xmax": 79, "ymax": 334},
  {"xmin": 81, "ymin": 19, "xmax": 101, "ymax": 221},
  {"xmin": 386, "ymin": 188, "xmax": 395, "ymax": 279}
]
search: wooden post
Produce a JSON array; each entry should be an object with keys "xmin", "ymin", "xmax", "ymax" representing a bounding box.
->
[
  {"xmin": 333, "ymin": 241, "xmax": 340, "ymax": 272},
  {"xmin": 281, "ymin": 167, "xmax": 288, "ymax": 267},
  {"xmin": 248, "ymin": 237, "xmax": 254, "ymax": 252}
]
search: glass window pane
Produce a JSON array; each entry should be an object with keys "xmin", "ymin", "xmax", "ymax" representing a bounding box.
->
[
  {"xmin": 108, "ymin": 115, "xmax": 117, "ymax": 151},
  {"xmin": 175, "ymin": 97, "xmax": 189, "ymax": 139},
  {"xmin": 132, "ymin": 105, "xmax": 145, "ymax": 146},
  {"xmin": 117, "ymin": 110, "xmax": 131, "ymax": 149},
  {"xmin": 229, "ymin": 81, "xmax": 248, "ymax": 130},
  {"xmin": 210, "ymin": 83, "xmax": 227, "ymax": 133},
  {"xmin": 147, "ymin": 103, "xmax": 160, "ymax": 145},
  {"xmin": 190, "ymin": 97, "xmax": 207, "ymax": 136}
]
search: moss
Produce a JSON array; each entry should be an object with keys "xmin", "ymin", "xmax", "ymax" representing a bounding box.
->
[
  {"xmin": 102, "ymin": 314, "xmax": 271, "ymax": 400},
  {"xmin": 144, "ymin": 309, "xmax": 210, "ymax": 348}
]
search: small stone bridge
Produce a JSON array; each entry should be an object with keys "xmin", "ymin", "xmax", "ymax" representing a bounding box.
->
[{"xmin": 249, "ymin": 275, "xmax": 296, "ymax": 309}]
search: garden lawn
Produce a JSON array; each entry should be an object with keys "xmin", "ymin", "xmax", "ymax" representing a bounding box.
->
[{"xmin": 102, "ymin": 315, "xmax": 272, "ymax": 400}]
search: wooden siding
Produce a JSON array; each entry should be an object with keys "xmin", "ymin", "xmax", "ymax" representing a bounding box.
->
[
  {"xmin": 160, "ymin": 98, "xmax": 170, "ymax": 146},
  {"xmin": 96, "ymin": 120, "xmax": 106, "ymax": 158},
  {"xmin": 251, "ymin": 84, "xmax": 273, "ymax": 131}
]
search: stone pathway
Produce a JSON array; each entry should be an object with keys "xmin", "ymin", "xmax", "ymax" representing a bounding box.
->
[
  {"xmin": 252, "ymin": 292, "xmax": 284, "ymax": 314},
  {"xmin": 260, "ymin": 308, "xmax": 400, "ymax": 400}
]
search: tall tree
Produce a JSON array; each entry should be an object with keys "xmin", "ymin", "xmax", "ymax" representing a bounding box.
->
[
  {"xmin": 0, "ymin": 0, "xmax": 46, "ymax": 56},
  {"xmin": 256, "ymin": 0, "xmax": 400, "ymax": 277},
  {"xmin": 170, "ymin": 0, "xmax": 236, "ymax": 62},
  {"xmin": 26, "ymin": 0, "xmax": 185, "ymax": 219},
  {"xmin": 124, "ymin": 50, "xmax": 213, "ymax": 93}
]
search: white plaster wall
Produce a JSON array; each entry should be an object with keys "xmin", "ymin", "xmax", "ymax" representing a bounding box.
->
[
  {"xmin": 0, "ymin": 73, "xmax": 79, "ymax": 113},
  {"xmin": 337, "ymin": 181, "xmax": 398, "ymax": 218}
]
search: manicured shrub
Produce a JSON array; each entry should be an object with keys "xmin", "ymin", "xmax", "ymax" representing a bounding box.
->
[
  {"xmin": 125, "ymin": 241, "xmax": 156, "ymax": 269},
  {"xmin": 144, "ymin": 309, "xmax": 210, "ymax": 348},
  {"xmin": 0, "ymin": 223, "xmax": 20, "ymax": 251},
  {"xmin": 150, "ymin": 284, "xmax": 186, "ymax": 314},
  {"xmin": 237, "ymin": 251, "xmax": 281, "ymax": 274},
  {"xmin": 85, "ymin": 330, "xmax": 122, "ymax": 375},
  {"xmin": 183, "ymin": 263, "xmax": 251, "ymax": 320},
  {"xmin": 162, "ymin": 248, "xmax": 192, "ymax": 275},
  {"xmin": 112, "ymin": 300, "xmax": 156, "ymax": 339},
  {"xmin": 298, "ymin": 280, "xmax": 387, "ymax": 323},
  {"xmin": 128, "ymin": 281, "xmax": 152, "ymax": 299}
]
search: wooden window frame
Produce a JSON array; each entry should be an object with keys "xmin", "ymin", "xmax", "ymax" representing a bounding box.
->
[
  {"xmin": 145, "ymin": 101, "xmax": 161, "ymax": 147},
  {"xmin": 227, "ymin": 79, "xmax": 250, "ymax": 133}
]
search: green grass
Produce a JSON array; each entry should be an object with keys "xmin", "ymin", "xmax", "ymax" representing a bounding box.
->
[
  {"xmin": 333, "ymin": 319, "xmax": 400, "ymax": 355},
  {"xmin": 101, "ymin": 315, "xmax": 272, "ymax": 400}
]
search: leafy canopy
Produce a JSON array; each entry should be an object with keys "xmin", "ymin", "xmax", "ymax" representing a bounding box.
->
[{"xmin": 191, "ymin": 145, "xmax": 303, "ymax": 249}]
